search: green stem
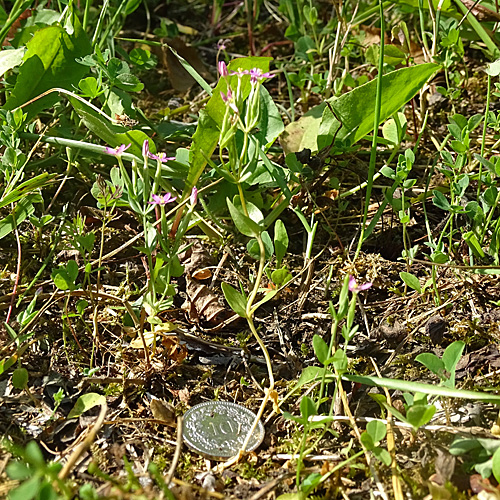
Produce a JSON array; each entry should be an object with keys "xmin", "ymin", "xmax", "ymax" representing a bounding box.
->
[{"xmin": 355, "ymin": 0, "xmax": 385, "ymax": 260}]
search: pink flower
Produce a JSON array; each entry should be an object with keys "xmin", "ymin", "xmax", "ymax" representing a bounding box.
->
[
  {"xmin": 148, "ymin": 152, "xmax": 175, "ymax": 162},
  {"xmin": 229, "ymin": 68, "xmax": 273, "ymax": 84},
  {"xmin": 105, "ymin": 143, "xmax": 131, "ymax": 156},
  {"xmin": 148, "ymin": 193, "xmax": 177, "ymax": 205},
  {"xmin": 218, "ymin": 60, "xmax": 228, "ymax": 77},
  {"xmin": 190, "ymin": 186, "xmax": 198, "ymax": 206},
  {"xmin": 143, "ymin": 139, "xmax": 174, "ymax": 162},
  {"xmin": 348, "ymin": 276, "xmax": 372, "ymax": 293},
  {"xmin": 249, "ymin": 68, "xmax": 273, "ymax": 84},
  {"xmin": 220, "ymin": 88, "xmax": 239, "ymax": 114}
]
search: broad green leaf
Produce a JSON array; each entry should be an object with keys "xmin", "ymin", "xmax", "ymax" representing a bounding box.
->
[
  {"xmin": 443, "ymin": 341, "xmax": 465, "ymax": 374},
  {"xmin": 25, "ymin": 441, "xmax": 45, "ymax": 467},
  {"xmin": 67, "ymin": 95, "xmax": 153, "ymax": 158},
  {"xmin": 332, "ymin": 349, "xmax": 348, "ymax": 374},
  {"xmin": 406, "ymin": 404, "xmax": 436, "ymax": 428},
  {"xmin": 344, "ymin": 374, "xmax": 500, "ymax": 404},
  {"xmin": 274, "ymin": 219, "xmax": 288, "ymax": 268},
  {"xmin": 247, "ymin": 231, "xmax": 273, "ymax": 260},
  {"xmin": 295, "ymin": 366, "xmax": 334, "ymax": 390},
  {"xmin": 0, "ymin": 173, "xmax": 55, "ymax": 209},
  {"xmin": 6, "ymin": 461, "xmax": 31, "ymax": 481},
  {"xmin": 373, "ymin": 447, "xmax": 392, "ymax": 466},
  {"xmin": 227, "ymin": 199, "xmax": 261, "ymax": 237},
  {"xmin": 492, "ymin": 447, "xmax": 500, "ymax": 484},
  {"xmin": 313, "ymin": 334, "xmax": 330, "ymax": 365},
  {"xmin": 0, "ymin": 194, "xmax": 37, "ymax": 240},
  {"xmin": 12, "ymin": 367, "xmax": 28, "ymax": 389},
  {"xmin": 270, "ymin": 267, "xmax": 292, "ymax": 286},
  {"xmin": 0, "ymin": 47, "xmax": 26, "ymax": 77},
  {"xmin": 399, "ymin": 271, "xmax": 421, "ymax": 293},
  {"xmin": 186, "ymin": 57, "xmax": 273, "ymax": 197},
  {"xmin": 68, "ymin": 393, "xmax": 106, "ymax": 419},
  {"xmin": 382, "ymin": 112, "xmax": 407, "ymax": 145},
  {"xmin": 432, "ymin": 190, "xmax": 451, "ymax": 211},
  {"xmin": 360, "ymin": 431, "xmax": 375, "ymax": 450},
  {"xmin": 221, "ymin": 282, "xmax": 247, "ymax": 318},
  {"xmin": 415, "ymin": 352, "xmax": 445, "ymax": 378},
  {"xmin": 300, "ymin": 396, "xmax": 316, "ymax": 420},
  {"xmin": 250, "ymin": 289, "xmax": 278, "ymax": 313},
  {"xmin": 281, "ymin": 63, "xmax": 440, "ymax": 153},
  {"xmin": 366, "ymin": 419, "xmax": 387, "ymax": 444},
  {"xmin": 8, "ymin": 475, "xmax": 41, "ymax": 500},
  {"xmin": 276, "ymin": 494, "xmax": 306, "ymax": 500},
  {"xmin": 3, "ymin": 13, "xmax": 92, "ymax": 119}
]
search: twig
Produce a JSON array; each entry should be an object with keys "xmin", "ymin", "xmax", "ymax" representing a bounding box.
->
[
  {"xmin": 164, "ymin": 416, "xmax": 183, "ymax": 486},
  {"xmin": 58, "ymin": 401, "xmax": 108, "ymax": 480},
  {"xmin": 371, "ymin": 357, "xmax": 404, "ymax": 500}
]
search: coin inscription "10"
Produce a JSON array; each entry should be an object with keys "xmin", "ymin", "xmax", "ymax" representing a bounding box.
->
[{"xmin": 207, "ymin": 419, "xmax": 243, "ymax": 436}]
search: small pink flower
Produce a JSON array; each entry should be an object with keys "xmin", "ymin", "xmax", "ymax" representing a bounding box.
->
[
  {"xmin": 217, "ymin": 39, "xmax": 227, "ymax": 51},
  {"xmin": 148, "ymin": 151, "xmax": 175, "ymax": 163},
  {"xmin": 142, "ymin": 139, "xmax": 150, "ymax": 158},
  {"xmin": 218, "ymin": 60, "xmax": 228, "ymax": 77},
  {"xmin": 148, "ymin": 193, "xmax": 177, "ymax": 205},
  {"xmin": 190, "ymin": 186, "xmax": 198, "ymax": 206},
  {"xmin": 105, "ymin": 143, "xmax": 131, "ymax": 156},
  {"xmin": 249, "ymin": 68, "xmax": 273, "ymax": 84},
  {"xmin": 348, "ymin": 276, "xmax": 372, "ymax": 293},
  {"xmin": 220, "ymin": 88, "xmax": 239, "ymax": 114},
  {"xmin": 230, "ymin": 68, "xmax": 249, "ymax": 78}
]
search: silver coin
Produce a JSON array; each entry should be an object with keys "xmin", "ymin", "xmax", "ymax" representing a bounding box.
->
[{"xmin": 182, "ymin": 401, "xmax": 265, "ymax": 459}]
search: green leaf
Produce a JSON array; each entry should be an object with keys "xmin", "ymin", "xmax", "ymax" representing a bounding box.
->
[
  {"xmin": 442, "ymin": 341, "xmax": 465, "ymax": 388},
  {"xmin": 276, "ymin": 493, "xmax": 306, "ymax": 500},
  {"xmin": 8, "ymin": 475, "xmax": 41, "ymax": 500},
  {"xmin": 247, "ymin": 231, "xmax": 273, "ymax": 260},
  {"xmin": 221, "ymin": 282, "xmax": 247, "ymax": 318},
  {"xmin": 406, "ymin": 404, "xmax": 436, "ymax": 428},
  {"xmin": 331, "ymin": 349, "xmax": 348, "ymax": 374},
  {"xmin": 300, "ymin": 396, "xmax": 316, "ymax": 420},
  {"xmin": 282, "ymin": 63, "xmax": 440, "ymax": 153},
  {"xmin": 0, "ymin": 194, "xmax": 37, "ymax": 240},
  {"xmin": 185, "ymin": 57, "xmax": 273, "ymax": 197},
  {"xmin": 399, "ymin": 271, "xmax": 421, "ymax": 293},
  {"xmin": 373, "ymin": 447, "xmax": 392, "ymax": 466},
  {"xmin": 432, "ymin": 190, "xmax": 451, "ymax": 211},
  {"xmin": 78, "ymin": 76, "xmax": 101, "ymax": 98},
  {"xmin": 382, "ymin": 112, "xmax": 407, "ymax": 145},
  {"xmin": 270, "ymin": 267, "xmax": 292, "ymax": 287},
  {"xmin": 274, "ymin": 219, "xmax": 288, "ymax": 268},
  {"xmin": 51, "ymin": 260, "xmax": 79, "ymax": 291},
  {"xmin": 3, "ymin": 13, "xmax": 91, "ymax": 120},
  {"xmin": 227, "ymin": 199, "xmax": 262, "ymax": 237},
  {"xmin": 443, "ymin": 341, "xmax": 465, "ymax": 374},
  {"xmin": 344, "ymin": 374, "xmax": 500, "ymax": 404},
  {"xmin": 294, "ymin": 366, "xmax": 334, "ymax": 390},
  {"xmin": 25, "ymin": 441, "xmax": 45, "ymax": 467},
  {"xmin": 12, "ymin": 367, "xmax": 28, "ymax": 389},
  {"xmin": 250, "ymin": 289, "xmax": 278, "ymax": 313},
  {"xmin": 68, "ymin": 393, "xmax": 106, "ymax": 419},
  {"xmin": 415, "ymin": 353, "xmax": 445, "ymax": 378},
  {"xmin": 366, "ymin": 419, "xmax": 387, "ymax": 444},
  {"xmin": 313, "ymin": 334, "xmax": 330, "ymax": 365},
  {"xmin": 67, "ymin": 95, "xmax": 153, "ymax": 158},
  {"xmin": 6, "ymin": 461, "xmax": 31, "ymax": 481},
  {"xmin": 0, "ymin": 47, "xmax": 26, "ymax": 78}
]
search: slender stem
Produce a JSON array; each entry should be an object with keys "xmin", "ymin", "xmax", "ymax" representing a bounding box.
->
[
  {"xmin": 478, "ymin": 74, "xmax": 491, "ymax": 200},
  {"xmin": 355, "ymin": 0, "xmax": 385, "ymax": 260}
]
